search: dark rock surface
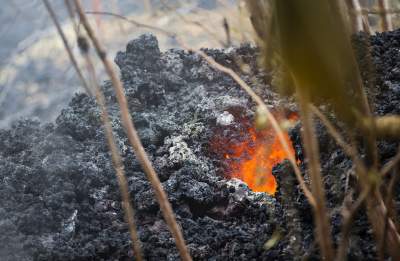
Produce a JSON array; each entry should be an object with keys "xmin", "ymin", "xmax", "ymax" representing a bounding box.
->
[{"xmin": 0, "ymin": 30, "xmax": 399, "ymax": 260}]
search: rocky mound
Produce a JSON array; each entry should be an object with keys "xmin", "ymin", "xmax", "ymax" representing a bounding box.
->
[{"xmin": 0, "ymin": 31, "xmax": 399, "ymax": 260}]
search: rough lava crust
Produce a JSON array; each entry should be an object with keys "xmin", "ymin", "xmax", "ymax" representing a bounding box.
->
[{"xmin": 0, "ymin": 31, "xmax": 399, "ymax": 260}]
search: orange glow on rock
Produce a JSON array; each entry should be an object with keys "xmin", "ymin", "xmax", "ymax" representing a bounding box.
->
[{"xmin": 211, "ymin": 112, "xmax": 298, "ymax": 195}]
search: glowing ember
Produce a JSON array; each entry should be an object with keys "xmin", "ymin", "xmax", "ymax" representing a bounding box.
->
[{"xmin": 211, "ymin": 112, "xmax": 298, "ymax": 195}]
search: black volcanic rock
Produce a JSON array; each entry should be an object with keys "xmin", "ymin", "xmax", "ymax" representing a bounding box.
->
[
  {"xmin": 0, "ymin": 30, "xmax": 399, "ymax": 260},
  {"xmin": 0, "ymin": 34, "xmax": 280, "ymax": 261}
]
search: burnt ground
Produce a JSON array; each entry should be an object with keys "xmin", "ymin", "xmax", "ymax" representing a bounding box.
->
[{"xmin": 0, "ymin": 30, "xmax": 399, "ymax": 260}]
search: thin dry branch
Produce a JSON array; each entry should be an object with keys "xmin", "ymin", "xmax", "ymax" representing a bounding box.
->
[
  {"xmin": 223, "ymin": 17, "xmax": 231, "ymax": 47},
  {"xmin": 310, "ymin": 105, "xmax": 366, "ymax": 174},
  {"xmin": 85, "ymin": 11, "xmax": 174, "ymax": 36},
  {"xmin": 367, "ymin": 190, "xmax": 400, "ymax": 260},
  {"xmin": 83, "ymin": 52, "xmax": 143, "ymax": 261},
  {"xmin": 311, "ymin": 94, "xmax": 400, "ymax": 259},
  {"xmin": 44, "ymin": 1, "xmax": 142, "ymax": 259},
  {"xmin": 73, "ymin": 1, "xmax": 192, "ymax": 260},
  {"xmin": 64, "ymin": 0, "xmax": 79, "ymax": 33},
  {"xmin": 159, "ymin": 0, "xmax": 226, "ymax": 47},
  {"xmin": 381, "ymin": 147, "xmax": 400, "ymax": 177},
  {"xmin": 308, "ymin": 107, "xmax": 400, "ymax": 260},
  {"xmin": 42, "ymin": 0, "xmax": 92, "ymax": 96},
  {"xmin": 360, "ymin": 7, "xmax": 400, "ymax": 15},
  {"xmin": 298, "ymin": 94, "xmax": 334, "ymax": 261},
  {"xmin": 346, "ymin": 0, "xmax": 364, "ymax": 32},
  {"xmin": 336, "ymin": 186, "xmax": 371, "ymax": 261},
  {"xmin": 378, "ymin": 0, "xmax": 393, "ymax": 31},
  {"xmin": 378, "ymin": 166, "xmax": 399, "ymax": 260}
]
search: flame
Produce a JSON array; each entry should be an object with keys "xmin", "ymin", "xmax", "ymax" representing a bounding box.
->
[{"xmin": 211, "ymin": 112, "xmax": 298, "ymax": 195}]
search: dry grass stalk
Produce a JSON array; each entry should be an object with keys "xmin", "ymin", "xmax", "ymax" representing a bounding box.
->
[
  {"xmin": 362, "ymin": 15, "xmax": 372, "ymax": 35},
  {"xmin": 64, "ymin": 0, "xmax": 79, "ymax": 32},
  {"xmin": 336, "ymin": 186, "xmax": 371, "ymax": 260},
  {"xmin": 222, "ymin": 17, "xmax": 231, "ymax": 47},
  {"xmin": 43, "ymin": 1, "xmax": 143, "ymax": 259},
  {"xmin": 378, "ymin": 0, "xmax": 393, "ymax": 31},
  {"xmin": 362, "ymin": 115, "xmax": 400, "ymax": 140},
  {"xmin": 42, "ymin": 0, "xmax": 92, "ymax": 96},
  {"xmin": 244, "ymin": 1, "xmax": 396, "ymax": 258},
  {"xmin": 43, "ymin": 0, "xmax": 143, "ymax": 260},
  {"xmin": 366, "ymin": 192, "xmax": 400, "ymax": 259},
  {"xmin": 159, "ymin": 0, "xmax": 226, "ymax": 46},
  {"xmin": 310, "ymin": 105, "xmax": 365, "ymax": 171},
  {"xmin": 365, "ymin": 7, "xmax": 400, "ymax": 15},
  {"xmin": 381, "ymin": 147, "xmax": 400, "ymax": 177},
  {"xmin": 378, "ymin": 166, "xmax": 399, "ymax": 260},
  {"xmin": 346, "ymin": 0, "xmax": 364, "ymax": 32},
  {"xmin": 297, "ymin": 94, "xmax": 334, "ymax": 261},
  {"xmin": 83, "ymin": 52, "xmax": 144, "ymax": 261},
  {"xmin": 73, "ymin": 1, "xmax": 192, "ymax": 260},
  {"xmin": 309, "ymin": 107, "xmax": 393, "ymax": 259}
]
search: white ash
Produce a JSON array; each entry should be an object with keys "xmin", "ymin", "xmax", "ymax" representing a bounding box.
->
[
  {"xmin": 62, "ymin": 209, "xmax": 78, "ymax": 235},
  {"xmin": 216, "ymin": 111, "xmax": 234, "ymax": 126}
]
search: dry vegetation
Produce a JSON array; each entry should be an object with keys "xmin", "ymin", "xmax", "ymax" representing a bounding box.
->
[{"xmin": 39, "ymin": 0, "xmax": 400, "ymax": 260}]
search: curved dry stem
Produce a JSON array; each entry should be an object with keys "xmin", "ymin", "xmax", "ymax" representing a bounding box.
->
[
  {"xmin": 85, "ymin": 11, "xmax": 174, "ymax": 36},
  {"xmin": 298, "ymin": 93, "xmax": 334, "ymax": 261},
  {"xmin": 84, "ymin": 53, "xmax": 144, "ymax": 261},
  {"xmin": 42, "ymin": 0, "xmax": 92, "ymax": 96},
  {"xmin": 73, "ymin": 1, "xmax": 192, "ymax": 260},
  {"xmin": 336, "ymin": 186, "xmax": 370, "ymax": 261},
  {"xmin": 159, "ymin": 0, "xmax": 226, "ymax": 47},
  {"xmin": 43, "ymin": 1, "xmax": 142, "ymax": 259},
  {"xmin": 310, "ymin": 105, "xmax": 367, "ymax": 174},
  {"xmin": 381, "ymin": 146, "xmax": 400, "ymax": 177},
  {"xmin": 378, "ymin": 0, "xmax": 393, "ymax": 31}
]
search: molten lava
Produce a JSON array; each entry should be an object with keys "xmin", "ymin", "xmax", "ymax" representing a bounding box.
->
[{"xmin": 212, "ymin": 112, "xmax": 298, "ymax": 195}]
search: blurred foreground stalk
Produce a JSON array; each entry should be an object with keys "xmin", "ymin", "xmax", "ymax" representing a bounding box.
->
[
  {"xmin": 73, "ymin": 1, "xmax": 192, "ymax": 260},
  {"xmin": 247, "ymin": 0, "xmax": 400, "ymax": 259}
]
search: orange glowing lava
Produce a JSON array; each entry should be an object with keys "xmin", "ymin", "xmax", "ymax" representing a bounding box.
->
[{"xmin": 212, "ymin": 112, "xmax": 298, "ymax": 195}]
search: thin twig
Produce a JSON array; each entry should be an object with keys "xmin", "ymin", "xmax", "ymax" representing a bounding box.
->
[
  {"xmin": 328, "ymin": 0, "xmax": 379, "ymax": 173},
  {"xmin": 310, "ymin": 106, "xmax": 381, "ymax": 259},
  {"xmin": 223, "ymin": 17, "xmax": 231, "ymax": 47},
  {"xmin": 367, "ymin": 189, "xmax": 400, "ymax": 260},
  {"xmin": 336, "ymin": 186, "xmax": 370, "ymax": 261},
  {"xmin": 378, "ymin": 165, "xmax": 399, "ymax": 260},
  {"xmin": 83, "ymin": 51, "xmax": 144, "ymax": 261},
  {"xmin": 361, "ymin": 7, "xmax": 400, "ymax": 15},
  {"xmin": 85, "ymin": 11, "xmax": 174, "ymax": 36},
  {"xmin": 73, "ymin": 1, "xmax": 192, "ymax": 260},
  {"xmin": 64, "ymin": 0, "xmax": 79, "ymax": 33},
  {"xmin": 159, "ymin": 0, "xmax": 226, "ymax": 47},
  {"xmin": 310, "ymin": 105, "xmax": 367, "ymax": 174},
  {"xmin": 377, "ymin": 0, "xmax": 393, "ymax": 31},
  {"xmin": 346, "ymin": 0, "xmax": 364, "ymax": 32},
  {"xmin": 298, "ymin": 93, "xmax": 334, "ymax": 261},
  {"xmin": 381, "ymin": 146, "xmax": 400, "ymax": 177},
  {"xmin": 42, "ymin": 0, "xmax": 92, "ymax": 96},
  {"xmin": 362, "ymin": 15, "xmax": 372, "ymax": 35},
  {"xmin": 43, "ymin": 1, "xmax": 142, "ymax": 259}
]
